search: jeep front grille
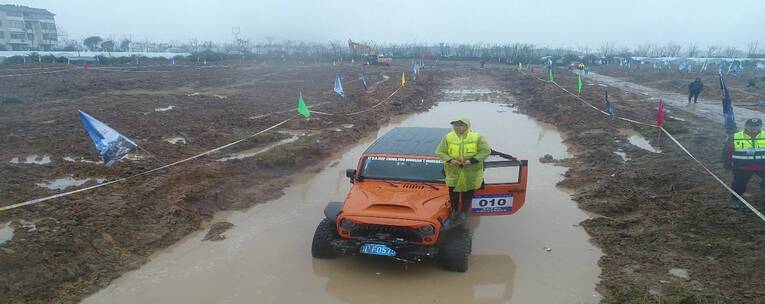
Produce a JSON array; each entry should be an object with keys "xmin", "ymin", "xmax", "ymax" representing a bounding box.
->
[{"xmin": 350, "ymin": 224, "xmax": 422, "ymax": 242}]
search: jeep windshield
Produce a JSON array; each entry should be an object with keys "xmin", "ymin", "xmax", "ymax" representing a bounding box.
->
[{"xmin": 360, "ymin": 156, "xmax": 444, "ymax": 182}]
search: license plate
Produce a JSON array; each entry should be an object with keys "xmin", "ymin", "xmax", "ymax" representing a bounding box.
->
[
  {"xmin": 360, "ymin": 244, "xmax": 397, "ymax": 257},
  {"xmin": 471, "ymin": 194, "xmax": 513, "ymax": 214}
]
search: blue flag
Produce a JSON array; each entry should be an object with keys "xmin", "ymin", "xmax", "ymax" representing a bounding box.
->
[
  {"xmin": 79, "ymin": 111, "xmax": 137, "ymax": 166},
  {"xmin": 719, "ymin": 73, "xmax": 737, "ymax": 134},
  {"xmin": 333, "ymin": 73, "xmax": 344, "ymax": 97},
  {"xmin": 604, "ymin": 90, "xmax": 615, "ymax": 120},
  {"xmin": 359, "ymin": 68, "xmax": 368, "ymax": 90}
]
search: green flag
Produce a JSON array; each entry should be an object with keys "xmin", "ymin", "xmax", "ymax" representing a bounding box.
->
[
  {"xmin": 548, "ymin": 69, "xmax": 554, "ymax": 82},
  {"xmin": 577, "ymin": 74, "xmax": 583, "ymax": 95},
  {"xmin": 297, "ymin": 93, "xmax": 310, "ymax": 118}
]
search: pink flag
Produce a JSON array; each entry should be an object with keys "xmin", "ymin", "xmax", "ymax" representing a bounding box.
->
[{"xmin": 657, "ymin": 99, "xmax": 665, "ymax": 127}]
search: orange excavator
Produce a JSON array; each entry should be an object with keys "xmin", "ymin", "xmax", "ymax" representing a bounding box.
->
[{"xmin": 348, "ymin": 39, "xmax": 391, "ymax": 65}]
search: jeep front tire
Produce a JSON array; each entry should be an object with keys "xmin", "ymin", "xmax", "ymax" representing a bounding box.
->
[
  {"xmin": 311, "ymin": 218, "xmax": 338, "ymax": 259},
  {"xmin": 439, "ymin": 228, "xmax": 472, "ymax": 272}
]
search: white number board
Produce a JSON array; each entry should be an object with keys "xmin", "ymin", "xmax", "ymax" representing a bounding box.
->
[{"xmin": 470, "ymin": 194, "xmax": 513, "ymax": 214}]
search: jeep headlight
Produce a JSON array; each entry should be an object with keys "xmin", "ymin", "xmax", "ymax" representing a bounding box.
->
[
  {"xmin": 418, "ymin": 225, "xmax": 435, "ymax": 236},
  {"xmin": 340, "ymin": 219, "xmax": 357, "ymax": 231}
]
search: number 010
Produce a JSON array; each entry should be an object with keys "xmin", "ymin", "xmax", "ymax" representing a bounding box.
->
[{"xmin": 478, "ymin": 198, "xmax": 507, "ymax": 207}]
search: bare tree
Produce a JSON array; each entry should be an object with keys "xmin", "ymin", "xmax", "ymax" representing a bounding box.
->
[
  {"xmin": 647, "ymin": 44, "xmax": 661, "ymax": 57},
  {"xmin": 328, "ymin": 40, "xmax": 342, "ymax": 59},
  {"xmin": 686, "ymin": 42, "xmax": 699, "ymax": 58},
  {"xmin": 599, "ymin": 41, "xmax": 616, "ymax": 57},
  {"xmin": 635, "ymin": 43, "xmax": 654, "ymax": 57},
  {"xmin": 665, "ymin": 43, "xmax": 682, "ymax": 57},
  {"xmin": 706, "ymin": 46, "xmax": 719, "ymax": 58},
  {"xmin": 747, "ymin": 41, "xmax": 760, "ymax": 58},
  {"xmin": 724, "ymin": 47, "xmax": 741, "ymax": 58}
]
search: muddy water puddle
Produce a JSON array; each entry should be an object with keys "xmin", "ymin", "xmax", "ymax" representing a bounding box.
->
[
  {"xmin": 9, "ymin": 154, "xmax": 52, "ymax": 165},
  {"xmin": 0, "ymin": 222, "xmax": 13, "ymax": 245},
  {"xmin": 85, "ymin": 93, "xmax": 601, "ymax": 303},
  {"xmin": 216, "ymin": 132, "xmax": 300, "ymax": 162},
  {"xmin": 36, "ymin": 176, "xmax": 105, "ymax": 190},
  {"xmin": 619, "ymin": 129, "xmax": 661, "ymax": 153},
  {"xmin": 165, "ymin": 137, "xmax": 187, "ymax": 145},
  {"xmin": 154, "ymin": 105, "xmax": 175, "ymax": 112}
]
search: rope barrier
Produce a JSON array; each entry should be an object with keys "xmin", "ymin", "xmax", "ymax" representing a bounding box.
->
[
  {"xmin": 0, "ymin": 65, "xmax": 71, "ymax": 71},
  {"xmin": 523, "ymin": 69, "xmax": 764, "ymax": 221},
  {"xmin": 0, "ymin": 116, "xmax": 296, "ymax": 212},
  {"xmin": 0, "ymin": 67, "xmax": 73, "ymax": 78}
]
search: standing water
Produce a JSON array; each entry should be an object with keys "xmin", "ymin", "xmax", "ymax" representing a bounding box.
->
[{"xmin": 84, "ymin": 90, "xmax": 601, "ymax": 304}]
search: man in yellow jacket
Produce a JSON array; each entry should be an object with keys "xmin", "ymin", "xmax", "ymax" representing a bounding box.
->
[{"xmin": 436, "ymin": 116, "xmax": 492, "ymax": 222}]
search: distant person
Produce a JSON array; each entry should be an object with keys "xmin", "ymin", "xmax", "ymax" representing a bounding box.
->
[
  {"xmin": 688, "ymin": 77, "xmax": 704, "ymax": 104},
  {"xmin": 723, "ymin": 118, "xmax": 765, "ymax": 209},
  {"xmin": 436, "ymin": 116, "xmax": 491, "ymax": 223},
  {"xmin": 480, "ymin": 60, "xmax": 486, "ymax": 68}
]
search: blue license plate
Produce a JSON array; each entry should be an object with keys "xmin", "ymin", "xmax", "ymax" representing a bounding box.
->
[{"xmin": 360, "ymin": 244, "xmax": 397, "ymax": 257}]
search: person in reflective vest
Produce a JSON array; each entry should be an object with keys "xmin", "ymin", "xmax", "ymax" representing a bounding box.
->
[
  {"xmin": 435, "ymin": 116, "xmax": 492, "ymax": 221},
  {"xmin": 723, "ymin": 118, "xmax": 765, "ymax": 208}
]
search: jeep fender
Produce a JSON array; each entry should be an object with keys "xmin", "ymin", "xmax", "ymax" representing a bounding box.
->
[{"xmin": 323, "ymin": 201, "xmax": 344, "ymax": 222}]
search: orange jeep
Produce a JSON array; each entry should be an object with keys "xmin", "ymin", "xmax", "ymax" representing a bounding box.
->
[{"xmin": 311, "ymin": 127, "xmax": 528, "ymax": 272}]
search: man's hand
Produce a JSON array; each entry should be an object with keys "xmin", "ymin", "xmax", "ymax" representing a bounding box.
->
[
  {"xmin": 448, "ymin": 159, "xmax": 463, "ymax": 166},
  {"xmin": 463, "ymin": 159, "xmax": 472, "ymax": 165}
]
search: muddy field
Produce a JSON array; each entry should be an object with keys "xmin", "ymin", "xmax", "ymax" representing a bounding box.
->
[
  {"xmin": 592, "ymin": 64, "xmax": 765, "ymax": 108},
  {"xmin": 509, "ymin": 65, "xmax": 765, "ymax": 303},
  {"xmin": 1, "ymin": 60, "xmax": 764, "ymax": 304},
  {"xmin": 0, "ymin": 61, "xmax": 437, "ymax": 303}
]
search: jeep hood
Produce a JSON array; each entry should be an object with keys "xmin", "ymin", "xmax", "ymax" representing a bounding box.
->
[{"xmin": 341, "ymin": 181, "xmax": 449, "ymax": 221}]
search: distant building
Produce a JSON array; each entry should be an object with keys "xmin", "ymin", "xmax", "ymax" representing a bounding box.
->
[{"xmin": 0, "ymin": 4, "xmax": 57, "ymax": 51}]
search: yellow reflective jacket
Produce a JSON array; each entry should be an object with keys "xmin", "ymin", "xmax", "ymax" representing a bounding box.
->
[
  {"xmin": 731, "ymin": 130, "xmax": 765, "ymax": 168},
  {"xmin": 435, "ymin": 117, "xmax": 492, "ymax": 192}
]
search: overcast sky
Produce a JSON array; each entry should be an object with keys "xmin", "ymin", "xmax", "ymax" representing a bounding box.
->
[{"xmin": 11, "ymin": 0, "xmax": 764, "ymax": 49}]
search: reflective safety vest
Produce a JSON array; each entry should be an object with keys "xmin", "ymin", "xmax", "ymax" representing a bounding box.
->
[
  {"xmin": 445, "ymin": 131, "xmax": 479, "ymax": 161},
  {"xmin": 732, "ymin": 130, "xmax": 765, "ymax": 168}
]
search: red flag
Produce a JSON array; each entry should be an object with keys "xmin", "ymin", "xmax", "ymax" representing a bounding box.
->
[
  {"xmin": 83, "ymin": 63, "xmax": 89, "ymax": 72},
  {"xmin": 657, "ymin": 99, "xmax": 665, "ymax": 127}
]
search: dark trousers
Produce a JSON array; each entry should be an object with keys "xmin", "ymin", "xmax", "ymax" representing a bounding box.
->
[
  {"xmin": 448, "ymin": 187, "xmax": 474, "ymax": 215},
  {"xmin": 731, "ymin": 170, "xmax": 765, "ymax": 197},
  {"xmin": 688, "ymin": 91, "xmax": 700, "ymax": 103}
]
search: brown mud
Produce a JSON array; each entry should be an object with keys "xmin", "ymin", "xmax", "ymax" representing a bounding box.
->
[{"xmin": 507, "ymin": 65, "xmax": 765, "ymax": 303}]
